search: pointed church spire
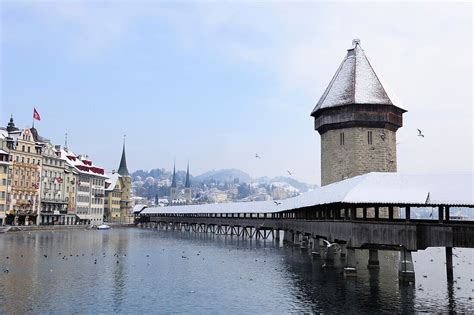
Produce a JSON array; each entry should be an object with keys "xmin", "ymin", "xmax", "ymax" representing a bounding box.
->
[
  {"xmin": 117, "ymin": 135, "xmax": 130, "ymax": 177},
  {"xmin": 171, "ymin": 162, "xmax": 177, "ymax": 188},
  {"xmin": 185, "ymin": 162, "xmax": 190, "ymax": 188}
]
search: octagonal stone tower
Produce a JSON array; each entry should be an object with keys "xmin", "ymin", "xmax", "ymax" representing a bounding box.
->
[{"xmin": 311, "ymin": 40, "xmax": 406, "ymax": 186}]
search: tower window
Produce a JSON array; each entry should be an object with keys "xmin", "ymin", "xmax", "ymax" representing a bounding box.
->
[
  {"xmin": 368, "ymin": 131, "xmax": 373, "ymax": 145},
  {"xmin": 340, "ymin": 132, "xmax": 345, "ymax": 145}
]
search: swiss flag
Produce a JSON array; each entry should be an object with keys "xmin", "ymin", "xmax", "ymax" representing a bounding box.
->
[{"xmin": 33, "ymin": 108, "xmax": 41, "ymax": 121}]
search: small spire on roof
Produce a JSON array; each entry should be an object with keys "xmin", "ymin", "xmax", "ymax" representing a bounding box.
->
[
  {"xmin": 117, "ymin": 135, "xmax": 130, "ymax": 177},
  {"xmin": 64, "ymin": 132, "xmax": 68, "ymax": 150},
  {"xmin": 171, "ymin": 161, "xmax": 177, "ymax": 188},
  {"xmin": 185, "ymin": 162, "xmax": 190, "ymax": 188},
  {"xmin": 352, "ymin": 38, "xmax": 361, "ymax": 47}
]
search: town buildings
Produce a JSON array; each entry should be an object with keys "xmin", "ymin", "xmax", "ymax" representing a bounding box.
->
[
  {"xmin": 0, "ymin": 116, "xmax": 132, "ymax": 226},
  {"xmin": 104, "ymin": 142, "xmax": 132, "ymax": 223}
]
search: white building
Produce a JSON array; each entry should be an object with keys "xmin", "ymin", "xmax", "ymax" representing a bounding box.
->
[{"xmin": 59, "ymin": 148, "xmax": 107, "ymax": 225}]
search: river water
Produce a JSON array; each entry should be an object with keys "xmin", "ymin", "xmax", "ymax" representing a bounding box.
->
[{"xmin": 0, "ymin": 227, "xmax": 473, "ymax": 314}]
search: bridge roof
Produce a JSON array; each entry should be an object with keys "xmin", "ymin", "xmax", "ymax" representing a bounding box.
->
[{"xmin": 140, "ymin": 173, "xmax": 473, "ymax": 215}]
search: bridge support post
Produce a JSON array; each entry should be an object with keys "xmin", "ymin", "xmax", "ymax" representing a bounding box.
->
[
  {"xmin": 311, "ymin": 238, "xmax": 320, "ymax": 257},
  {"xmin": 301, "ymin": 235, "xmax": 309, "ymax": 251},
  {"xmin": 368, "ymin": 249, "xmax": 380, "ymax": 269},
  {"xmin": 344, "ymin": 248, "xmax": 357, "ymax": 276},
  {"xmin": 273, "ymin": 229, "xmax": 280, "ymax": 241},
  {"xmin": 325, "ymin": 245, "xmax": 336, "ymax": 267},
  {"xmin": 445, "ymin": 247, "xmax": 454, "ymax": 283},
  {"xmin": 340, "ymin": 244, "xmax": 347, "ymax": 258},
  {"xmin": 398, "ymin": 248, "xmax": 415, "ymax": 282},
  {"xmin": 283, "ymin": 230, "xmax": 292, "ymax": 244},
  {"xmin": 293, "ymin": 233, "xmax": 301, "ymax": 246}
]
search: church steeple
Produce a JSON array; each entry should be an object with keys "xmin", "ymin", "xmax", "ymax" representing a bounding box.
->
[
  {"xmin": 117, "ymin": 136, "xmax": 130, "ymax": 177},
  {"xmin": 171, "ymin": 162, "xmax": 177, "ymax": 188},
  {"xmin": 185, "ymin": 162, "xmax": 190, "ymax": 188}
]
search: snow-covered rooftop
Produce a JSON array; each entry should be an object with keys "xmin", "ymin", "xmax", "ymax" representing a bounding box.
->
[
  {"xmin": 133, "ymin": 204, "xmax": 148, "ymax": 213},
  {"xmin": 141, "ymin": 172, "xmax": 473, "ymax": 215},
  {"xmin": 59, "ymin": 148, "xmax": 108, "ymax": 178},
  {"xmin": 105, "ymin": 173, "xmax": 120, "ymax": 191},
  {"xmin": 311, "ymin": 40, "xmax": 405, "ymax": 114}
]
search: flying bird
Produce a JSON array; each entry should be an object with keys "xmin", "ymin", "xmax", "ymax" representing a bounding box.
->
[
  {"xmin": 274, "ymin": 201, "xmax": 282, "ymax": 206},
  {"xmin": 287, "ymin": 170, "xmax": 292, "ymax": 176},
  {"xmin": 417, "ymin": 129, "xmax": 425, "ymax": 137},
  {"xmin": 255, "ymin": 153, "xmax": 261, "ymax": 159},
  {"xmin": 323, "ymin": 240, "xmax": 339, "ymax": 248}
]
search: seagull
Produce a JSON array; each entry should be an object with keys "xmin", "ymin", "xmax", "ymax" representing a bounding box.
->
[
  {"xmin": 274, "ymin": 201, "xmax": 282, "ymax": 206},
  {"xmin": 323, "ymin": 240, "xmax": 339, "ymax": 248},
  {"xmin": 287, "ymin": 170, "xmax": 292, "ymax": 176},
  {"xmin": 417, "ymin": 129, "xmax": 425, "ymax": 137},
  {"xmin": 255, "ymin": 153, "xmax": 261, "ymax": 159}
]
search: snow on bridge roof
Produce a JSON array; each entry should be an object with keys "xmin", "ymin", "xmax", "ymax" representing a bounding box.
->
[{"xmin": 140, "ymin": 173, "xmax": 473, "ymax": 215}]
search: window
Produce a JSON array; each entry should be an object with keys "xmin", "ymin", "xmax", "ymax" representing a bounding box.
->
[
  {"xmin": 22, "ymin": 145, "xmax": 25, "ymax": 152},
  {"xmin": 368, "ymin": 131, "xmax": 373, "ymax": 145},
  {"xmin": 340, "ymin": 132, "xmax": 345, "ymax": 145},
  {"xmin": 27, "ymin": 147, "xmax": 30, "ymax": 153}
]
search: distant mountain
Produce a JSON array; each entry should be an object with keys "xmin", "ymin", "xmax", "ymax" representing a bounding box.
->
[
  {"xmin": 270, "ymin": 176, "xmax": 310, "ymax": 193},
  {"xmin": 194, "ymin": 169, "xmax": 252, "ymax": 183}
]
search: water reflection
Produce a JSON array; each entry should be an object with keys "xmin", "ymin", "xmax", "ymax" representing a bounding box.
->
[{"xmin": 0, "ymin": 228, "xmax": 473, "ymax": 313}]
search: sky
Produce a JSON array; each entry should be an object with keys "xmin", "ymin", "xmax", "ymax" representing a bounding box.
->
[{"xmin": 0, "ymin": 1, "xmax": 472, "ymax": 185}]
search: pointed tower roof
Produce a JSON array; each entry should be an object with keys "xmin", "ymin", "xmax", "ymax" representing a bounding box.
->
[
  {"xmin": 185, "ymin": 163, "xmax": 190, "ymax": 188},
  {"xmin": 171, "ymin": 162, "xmax": 177, "ymax": 188},
  {"xmin": 311, "ymin": 39, "xmax": 404, "ymax": 115},
  {"xmin": 117, "ymin": 138, "xmax": 130, "ymax": 177},
  {"xmin": 6, "ymin": 115, "xmax": 19, "ymax": 132}
]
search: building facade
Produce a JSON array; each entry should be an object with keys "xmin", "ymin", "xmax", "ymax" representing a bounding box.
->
[
  {"xmin": 311, "ymin": 40, "xmax": 406, "ymax": 186},
  {"xmin": 40, "ymin": 142, "xmax": 73, "ymax": 225},
  {"xmin": 105, "ymin": 143, "xmax": 132, "ymax": 223},
  {"xmin": 60, "ymin": 149, "xmax": 106, "ymax": 225},
  {"xmin": 3, "ymin": 118, "xmax": 44, "ymax": 225},
  {"xmin": 0, "ymin": 139, "xmax": 9, "ymax": 226}
]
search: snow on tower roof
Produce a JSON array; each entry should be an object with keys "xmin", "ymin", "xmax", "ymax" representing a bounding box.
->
[
  {"xmin": 141, "ymin": 173, "xmax": 473, "ymax": 215},
  {"xmin": 311, "ymin": 39, "xmax": 405, "ymax": 115}
]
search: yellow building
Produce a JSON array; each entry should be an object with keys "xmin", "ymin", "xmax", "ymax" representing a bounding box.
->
[
  {"xmin": 105, "ymin": 142, "xmax": 132, "ymax": 223},
  {"xmin": 0, "ymin": 138, "xmax": 9, "ymax": 226},
  {"xmin": 3, "ymin": 118, "xmax": 44, "ymax": 225}
]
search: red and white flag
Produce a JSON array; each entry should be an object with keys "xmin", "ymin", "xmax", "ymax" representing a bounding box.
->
[{"xmin": 33, "ymin": 108, "xmax": 41, "ymax": 121}]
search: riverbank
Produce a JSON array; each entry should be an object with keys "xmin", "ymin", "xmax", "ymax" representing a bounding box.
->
[{"xmin": 0, "ymin": 223, "xmax": 135, "ymax": 233}]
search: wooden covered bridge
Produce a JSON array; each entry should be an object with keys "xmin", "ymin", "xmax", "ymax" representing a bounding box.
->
[{"xmin": 136, "ymin": 172, "xmax": 474, "ymax": 281}]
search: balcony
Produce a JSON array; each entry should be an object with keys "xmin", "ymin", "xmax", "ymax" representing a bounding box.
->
[{"xmin": 41, "ymin": 198, "xmax": 67, "ymax": 204}]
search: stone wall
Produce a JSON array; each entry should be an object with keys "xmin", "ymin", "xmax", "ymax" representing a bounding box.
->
[{"xmin": 321, "ymin": 127, "xmax": 397, "ymax": 186}]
